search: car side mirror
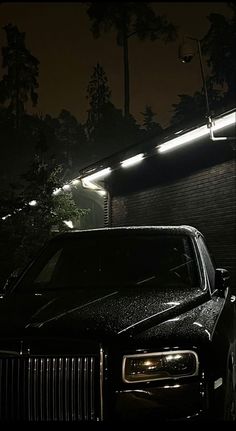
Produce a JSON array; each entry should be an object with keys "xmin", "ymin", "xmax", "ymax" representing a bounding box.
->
[{"xmin": 215, "ymin": 268, "xmax": 230, "ymax": 297}]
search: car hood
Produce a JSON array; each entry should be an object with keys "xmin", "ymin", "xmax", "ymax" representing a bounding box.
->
[{"xmin": 0, "ymin": 284, "xmax": 212, "ymax": 342}]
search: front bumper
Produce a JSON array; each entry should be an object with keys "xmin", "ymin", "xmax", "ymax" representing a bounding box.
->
[{"xmin": 111, "ymin": 380, "xmax": 208, "ymax": 421}]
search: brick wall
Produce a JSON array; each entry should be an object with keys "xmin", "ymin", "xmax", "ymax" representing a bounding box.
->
[{"xmin": 110, "ymin": 158, "xmax": 236, "ymax": 288}]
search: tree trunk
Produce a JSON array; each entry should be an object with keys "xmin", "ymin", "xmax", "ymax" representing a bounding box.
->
[
  {"xmin": 15, "ymin": 47, "xmax": 20, "ymax": 129},
  {"xmin": 123, "ymin": 27, "xmax": 130, "ymax": 118}
]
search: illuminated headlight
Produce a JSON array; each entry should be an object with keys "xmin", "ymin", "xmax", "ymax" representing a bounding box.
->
[{"xmin": 122, "ymin": 350, "xmax": 198, "ymax": 383}]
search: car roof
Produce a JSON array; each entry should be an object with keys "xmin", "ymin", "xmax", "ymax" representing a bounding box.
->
[{"xmin": 53, "ymin": 225, "xmax": 202, "ymax": 241}]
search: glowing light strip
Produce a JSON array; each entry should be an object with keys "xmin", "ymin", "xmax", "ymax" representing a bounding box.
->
[
  {"xmin": 82, "ymin": 167, "xmax": 111, "ymax": 183},
  {"xmin": 157, "ymin": 124, "xmax": 209, "ymax": 153},
  {"xmin": 157, "ymin": 111, "xmax": 236, "ymax": 153},
  {"xmin": 62, "ymin": 184, "xmax": 71, "ymax": 191},
  {"xmin": 82, "ymin": 179, "xmax": 101, "ymax": 190},
  {"xmin": 72, "ymin": 179, "xmax": 80, "ymax": 185},
  {"xmin": 212, "ymin": 112, "xmax": 236, "ymax": 131},
  {"xmin": 121, "ymin": 153, "xmax": 144, "ymax": 168}
]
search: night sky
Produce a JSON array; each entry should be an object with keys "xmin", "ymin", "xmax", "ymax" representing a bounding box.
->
[{"xmin": 0, "ymin": 2, "xmax": 232, "ymax": 127}]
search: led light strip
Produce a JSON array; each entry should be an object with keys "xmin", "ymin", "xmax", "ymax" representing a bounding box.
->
[
  {"xmin": 82, "ymin": 167, "xmax": 111, "ymax": 183},
  {"xmin": 157, "ymin": 111, "xmax": 236, "ymax": 153},
  {"xmin": 121, "ymin": 153, "xmax": 144, "ymax": 168},
  {"xmin": 157, "ymin": 124, "xmax": 209, "ymax": 153}
]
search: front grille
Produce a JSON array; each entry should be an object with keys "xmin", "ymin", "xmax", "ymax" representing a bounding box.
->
[{"xmin": 0, "ymin": 356, "xmax": 100, "ymax": 421}]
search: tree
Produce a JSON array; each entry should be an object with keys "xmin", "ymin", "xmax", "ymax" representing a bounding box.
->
[
  {"xmin": 86, "ymin": 63, "xmax": 111, "ymax": 137},
  {"xmin": 0, "ymin": 157, "xmax": 87, "ymax": 277},
  {"xmin": 56, "ymin": 109, "xmax": 87, "ymax": 173},
  {"xmin": 201, "ymin": 4, "xmax": 236, "ymax": 107},
  {"xmin": 170, "ymin": 84, "xmax": 224, "ymax": 127},
  {"xmin": 85, "ymin": 63, "xmax": 144, "ymax": 160},
  {"xmin": 141, "ymin": 105, "xmax": 162, "ymax": 133},
  {"xmin": 86, "ymin": 2, "xmax": 177, "ymax": 118},
  {"xmin": 0, "ymin": 23, "xmax": 39, "ymax": 128}
]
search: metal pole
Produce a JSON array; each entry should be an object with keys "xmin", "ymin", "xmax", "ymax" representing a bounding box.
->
[{"xmin": 196, "ymin": 39, "xmax": 210, "ymax": 120}]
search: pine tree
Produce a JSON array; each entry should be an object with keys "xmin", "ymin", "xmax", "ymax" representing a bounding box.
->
[
  {"xmin": 201, "ymin": 4, "xmax": 236, "ymax": 106},
  {"xmin": 56, "ymin": 109, "xmax": 87, "ymax": 172},
  {"xmin": 0, "ymin": 23, "xmax": 39, "ymax": 128},
  {"xmin": 86, "ymin": 63, "xmax": 111, "ymax": 138},
  {"xmin": 86, "ymin": 2, "xmax": 176, "ymax": 117},
  {"xmin": 141, "ymin": 105, "xmax": 162, "ymax": 133}
]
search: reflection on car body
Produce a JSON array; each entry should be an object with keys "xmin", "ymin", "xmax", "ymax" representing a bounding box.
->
[{"xmin": 0, "ymin": 225, "xmax": 235, "ymax": 422}]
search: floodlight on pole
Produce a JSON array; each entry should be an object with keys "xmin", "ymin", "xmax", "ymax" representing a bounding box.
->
[
  {"xmin": 179, "ymin": 36, "xmax": 234, "ymax": 143},
  {"xmin": 179, "ymin": 36, "xmax": 210, "ymax": 120}
]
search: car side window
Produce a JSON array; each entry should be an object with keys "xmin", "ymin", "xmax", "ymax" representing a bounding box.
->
[{"xmin": 198, "ymin": 237, "xmax": 215, "ymax": 290}]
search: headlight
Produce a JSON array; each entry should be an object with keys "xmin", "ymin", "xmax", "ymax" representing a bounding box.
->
[{"xmin": 122, "ymin": 350, "xmax": 199, "ymax": 383}]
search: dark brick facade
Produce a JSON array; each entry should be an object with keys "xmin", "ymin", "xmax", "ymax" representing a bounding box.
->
[{"xmin": 109, "ymin": 158, "xmax": 236, "ymax": 288}]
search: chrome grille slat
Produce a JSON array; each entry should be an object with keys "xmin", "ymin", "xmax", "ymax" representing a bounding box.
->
[
  {"xmin": 65, "ymin": 358, "xmax": 69, "ymax": 421},
  {"xmin": 39, "ymin": 358, "xmax": 44, "ymax": 420},
  {"xmin": 52, "ymin": 358, "xmax": 56, "ymax": 421},
  {"xmin": 58, "ymin": 357, "xmax": 63, "ymax": 421},
  {"xmin": 9, "ymin": 359, "xmax": 15, "ymax": 417},
  {"xmin": 71, "ymin": 358, "xmax": 75, "ymax": 421},
  {"xmin": 77, "ymin": 357, "xmax": 82, "ymax": 420},
  {"xmin": 90, "ymin": 357, "xmax": 95, "ymax": 421},
  {"xmin": 27, "ymin": 358, "xmax": 32, "ymax": 421},
  {"xmin": 16, "ymin": 358, "xmax": 21, "ymax": 420},
  {"xmin": 0, "ymin": 355, "xmax": 99, "ymax": 422}
]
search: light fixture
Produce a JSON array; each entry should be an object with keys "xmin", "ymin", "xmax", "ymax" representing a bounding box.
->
[
  {"xmin": 63, "ymin": 220, "xmax": 74, "ymax": 229},
  {"xmin": 157, "ymin": 110, "xmax": 236, "ymax": 153},
  {"xmin": 83, "ymin": 167, "xmax": 111, "ymax": 183},
  {"xmin": 82, "ymin": 179, "xmax": 101, "ymax": 190},
  {"xmin": 157, "ymin": 124, "xmax": 209, "ymax": 153},
  {"xmin": 62, "ymin": 184, "xmax": 71, "ymax": 191},
  {"xmin": 52, "ymin": 188, "xmax": 62, "ymax": 196},
  {"xmin": 212, "ymin": 112, "xmax": 236, "ymax": 132},
  {"xmin": 121, "ymin": 153, "xmax": 144, "ymax": 168},
  {"xmin": 81, "ymin": 167, "xmax": 111, "ymax": 190},
  {"xmin": 179, "ymin": 36, "xmax": 235, "ymax": 144},
  {"xmin": 1, "ymin": 214, "xmax": 11, "ymax": 220},
  {"xmin": 71, "ymin": 179, "xmax": 80, "ymax": 185},
  {"xmin": 97, "ymin": 190, "xmax": 107, "ymax": 196},
  {"xmin": 28, "ymin": 200, "xmax": 37, "ymax": 206}
]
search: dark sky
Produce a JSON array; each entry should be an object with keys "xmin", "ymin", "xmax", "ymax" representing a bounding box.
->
[{"xmin": 0, "ymin": 2, "xmax": 232, "ymax": 127}]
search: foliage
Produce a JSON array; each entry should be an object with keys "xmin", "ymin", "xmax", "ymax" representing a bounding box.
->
[
  {"xmin": 0, "ymin": 157, "xmax": 88, "ymax": 281},
  {"xmin": 86, "ymin": 63, "xmax": 112, "ymax": 139},
  {"xmin": 85, "ymin": 63, "xmax": 145, "ymax": 160},
  {"xmin": 86, "ymin": 2, "xmax": 177, "ymax": 45},
  {"xmin": 141, "ymin": 105, "xmax": 162, "ymax": 133},
  {"xmin": 55, "ymin": 109, "xmax": 87, "ymax": 172},
  {"xmin": 170, "ymin": 4, "xmax": 235, "ymax": 127},
  {"xmin": 0, "ymin": 23, "xmax": 39, "ymax": 127},
  {"xmin": 201, "ymin": 4, "xmax": 236, "ymax": 105},
  {"xmin": 86, "ymin": 2, "xmax": 177, "ymax": 117},
  {"xmin": 87, "ymin": 63, "xmax": 111, "ymax": 123},
  {"xmin": 170, "ymin": 83, "xmax": 224, "ymax": 127}
]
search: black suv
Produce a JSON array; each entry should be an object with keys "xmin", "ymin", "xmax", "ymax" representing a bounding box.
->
[{"xmin": 0, "ymin": 226, "xmax": 235, "ymax": 422}]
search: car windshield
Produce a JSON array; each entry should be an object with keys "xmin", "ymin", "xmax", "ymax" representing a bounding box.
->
[{"xmin": 16, "ymin": 233, "xmax": 201, "ymax": 292}]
